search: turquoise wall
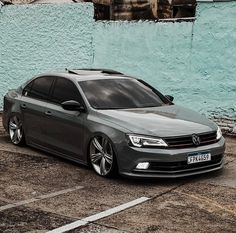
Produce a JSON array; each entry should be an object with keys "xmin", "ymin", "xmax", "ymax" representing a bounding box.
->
[
  {"xmin": 0, "ymin": 1, "xmax": 235, "ymax": 132},
  {"xmin": 93, "ymin": 1, "xmax": 236, "ymax": 132},
  {"xmin": 0, "ymin": 3, "xmax": 94, "ymax": 107}
]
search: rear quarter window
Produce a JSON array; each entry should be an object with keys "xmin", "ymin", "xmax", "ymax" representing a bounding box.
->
[{"xmin": 23, "ymin": 77, "xmax": 54, "ymax": 101}]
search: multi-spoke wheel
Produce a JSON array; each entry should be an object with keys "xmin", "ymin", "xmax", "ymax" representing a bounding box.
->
[
  {"xmin": 9, "ymin": 115, "xmax": 25, "ymax": 146},
  {"xmin": 89, "ymin": 135, "xmax": 117, "ymax": 177}
]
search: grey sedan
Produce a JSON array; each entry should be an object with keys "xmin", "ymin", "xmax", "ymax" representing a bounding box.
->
[{"xmin": 2, "ymin": 69, "xmax": 225, "ymax": 178}]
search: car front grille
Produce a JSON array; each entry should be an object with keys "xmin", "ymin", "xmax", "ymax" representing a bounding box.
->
[{"xmin": 164, "ymin": 131, "xmax": 217, "ymax": 149}]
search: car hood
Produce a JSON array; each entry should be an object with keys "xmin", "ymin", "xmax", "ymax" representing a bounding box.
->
[{"xmin": 96, "ymin": 105, "xmax": 217, "ymax": 137}]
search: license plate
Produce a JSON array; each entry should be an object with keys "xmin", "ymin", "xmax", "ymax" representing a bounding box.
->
[{"xmin": 187, "ymin": 152, "xmax": 211, "ymax": 164}]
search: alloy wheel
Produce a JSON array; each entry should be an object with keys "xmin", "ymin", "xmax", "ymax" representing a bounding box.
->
[
  {"xmin": 9, "ymin": 116, "xmax": 23, "ymax": 145},
  {"xmin": 89, "ymin": 136, "xmax": 114, "ymax": 176}
]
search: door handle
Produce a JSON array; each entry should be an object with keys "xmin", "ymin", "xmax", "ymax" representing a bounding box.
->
[
  {"xmin": 21, "ymin": 104, "xmax": 27, "ymax": 109},
  {"xmin": 45, "ymin": 111, "xmax": 52, "ymax": 116}
]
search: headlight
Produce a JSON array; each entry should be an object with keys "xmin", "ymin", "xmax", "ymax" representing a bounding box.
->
[
  {"xmin": 216, "ymin": 126, "xmax": 222, "ymax": 140},
  {"xmin": 128, "ymin": 134, "xmax": 168, "ymax": 148}
]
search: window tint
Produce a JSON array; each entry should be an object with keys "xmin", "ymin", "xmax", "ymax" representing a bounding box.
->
[
  {"xmin": 26, "ymin": 77, "xmax": 53, "ymax": 101},
  {"xmin": 22, "ymin": 81, "xmax": 33, "ymax": 96},
  {"xmin": 51, "ymin": 78, "xmax": 81, "ymax": 104},
  {"xmin": 79, "ymin": 78, "xmax": 165, "ymax": 109}
]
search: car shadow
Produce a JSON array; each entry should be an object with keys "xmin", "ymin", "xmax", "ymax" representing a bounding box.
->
[
  {"xmin": 114, "ymin": 169, "xmax": 225, "ymax": 187},
  {"xmin": 0, "ymin": 134, "xmax": 225, "ymax": 187}
]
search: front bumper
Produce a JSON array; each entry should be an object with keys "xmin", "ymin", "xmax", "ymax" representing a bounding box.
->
[{"xmin": 117, "ymin": 137, "xmax": 225, "ymax": 178}]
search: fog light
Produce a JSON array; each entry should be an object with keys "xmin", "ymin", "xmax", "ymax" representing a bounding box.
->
[{"xmin": 136, "ymin": 162, "xmax": 150, "ymax": 169}]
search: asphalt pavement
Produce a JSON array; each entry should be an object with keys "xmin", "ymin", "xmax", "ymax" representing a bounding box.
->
[{"xmin": 0, "ymin": 116, "xmax": 235, "ymax": 233}]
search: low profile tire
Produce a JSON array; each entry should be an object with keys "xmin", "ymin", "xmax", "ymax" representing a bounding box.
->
[
  {"xmin": 8, "ymin": 115, "xmax": 25, "ymax": 146},
  {"xmin": 89, "ymin": 135, "xmax": 118, "ymax": 177}
]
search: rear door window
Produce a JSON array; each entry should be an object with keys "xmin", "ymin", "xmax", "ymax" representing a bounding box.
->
[
  {"xmin": 50, "ymin": 77, "xmax": 82, "ymax": 104},
  {"xmin": 24, "ymin": 77, "xmax": 54, "ymax": 101}
]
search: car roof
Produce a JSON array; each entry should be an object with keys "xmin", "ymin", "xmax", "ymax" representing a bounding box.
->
[{"xmin": 35, "ymin": 69, "xmax": 136, "ymax": 82}]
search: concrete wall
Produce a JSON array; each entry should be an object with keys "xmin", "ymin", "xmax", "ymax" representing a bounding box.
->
[
  {"xmin": 0, "ymin": 3, "xmax": 94, "ymax": 107},
  {"xmin": 0, "ymin": 1, "xmax": 235, "ymax": 132},
  {"xmin": 93, "ymin": 1, "xmax": 236, "ymax": 133}
]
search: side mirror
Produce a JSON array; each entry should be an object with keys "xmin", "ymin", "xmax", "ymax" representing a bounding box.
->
[
  {"xmin": 165, "ymin": 95, "xmax": 174, "ymax": 102},
  {"xmin": 61, "ymin": 100, "xmax": 85, "ymax": 111}
]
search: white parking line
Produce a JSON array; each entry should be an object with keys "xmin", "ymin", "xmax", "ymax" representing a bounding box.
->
[
  {"xmin": 0, "ymin": 186, "xmax": 84, "ymax": 212},
  {"xmin": 0, "ymin": 204, "xmax": 16, "ymax": 211},
  {"xmin": 47, "ymin": 196, "xmax": 150, "ymax": 233}
]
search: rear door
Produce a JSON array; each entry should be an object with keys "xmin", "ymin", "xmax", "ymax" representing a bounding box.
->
[
  {"xmin": 21, "ymin": 76, "xmax": 54, "ymax": 146},
  {"xmin": 43, "ymin": 77, "xmax": 86, "ymax": 162}
]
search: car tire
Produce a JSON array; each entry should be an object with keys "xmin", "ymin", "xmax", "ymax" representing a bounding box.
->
[
  {"xmin": 89, "ymin": 135, "xmax": 118, "ymax": 178},
  {"xmin": 8, "ymin": 115, "xmax": 25, "ymax": 146}
]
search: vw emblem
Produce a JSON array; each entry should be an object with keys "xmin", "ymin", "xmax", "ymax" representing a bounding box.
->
[{"xmin": 192, "ymin": 134, "xmax": 200, "ymax": 146}]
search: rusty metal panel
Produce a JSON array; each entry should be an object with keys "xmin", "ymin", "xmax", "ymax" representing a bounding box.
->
[
  {"xmin": 94, "ymin": 0, "xmax": 158, "ymax": 20},
  {"xmin": 157, "ymin": 0, "xmax": 173, "ymax": 18},
  {"xmin": 113, "ymin": 3, "xmax": 151, "ymax": 12},
  {"xmin": 113, "ymin": 10, "xmax": 153, "ymax": 20},
  {"xmin": 172, "ymin": 0, "xmax": 196, "ymax": 5},
  {"xmin": 93, "ymin": 0, "xmax": 111, "ymax": 5},
  {"xmin": 150, "ymin": 0, "xmax": 158, "ymax": 18}
]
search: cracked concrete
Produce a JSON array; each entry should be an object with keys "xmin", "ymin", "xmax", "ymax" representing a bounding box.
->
[{"xmin": 0, "ymin": 206, "xmax": 72, "ymax": 233}]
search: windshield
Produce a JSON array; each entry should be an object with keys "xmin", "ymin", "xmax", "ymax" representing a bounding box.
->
[{"xmin": 79, "ymin": 78, "xmax": 166, "ymax": 110}]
